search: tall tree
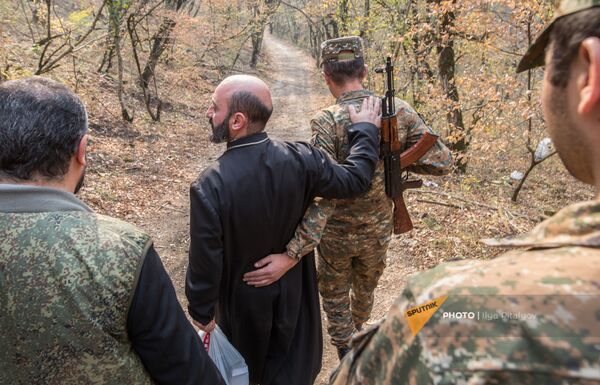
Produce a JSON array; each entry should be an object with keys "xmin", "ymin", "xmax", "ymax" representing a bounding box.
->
[
  {"xmin": 337, "ymin": 0, "xmax": 349, "ymax": 35},
  {"xmin": 429, "ymin": 0, "xmax": 467, "ymax": 171}
]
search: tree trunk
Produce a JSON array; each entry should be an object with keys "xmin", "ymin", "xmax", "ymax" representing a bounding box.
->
[
  {"xmin": 250, "ymin": 1, "xmax": 279, "ymax": 68},
  {"xmin": 323, "ymin": 16, "xmax": 339, "ymax": 39},
  {"xmin": 431, "ymin": 0, "xmax": 467, "ymax": 171},
  {"xmin": 250, "ymin": 4, "xmax": 263, "ymax": 68},
  {"xmin": 359, "ymin": 0, "xmax": 370, "ymax": 38},
  {"xmin": 110, "ymin": 2, "xmax": 132, "ymax": 122},
  {"xmin": 338, "ymin": 0, "xmax": 349, "ymax": 35},
  {"xmin": 141, "ymin": 17, "xmax": 176, "ymax": 89},
  {"xmin": 140, "ymin": 0, "xmax": 190, "ymax": 87}
]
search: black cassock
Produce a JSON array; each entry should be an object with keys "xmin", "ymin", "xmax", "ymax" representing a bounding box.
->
[{"xmin": 186, "ymin": 123, "xmax": 378, "ymax": 385}]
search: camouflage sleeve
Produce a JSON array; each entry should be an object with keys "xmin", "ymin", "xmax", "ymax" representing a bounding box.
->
[
  {"xmin": 286, "ymin": 110, "xmax": 338, "ymax": 260},
  {"xmin": 397, "ymin": 100, "xmax": 453, "ymax": 176},
  {"xmin": 286, "ymin": 198, "xmax": 336, "ymax": 260}
]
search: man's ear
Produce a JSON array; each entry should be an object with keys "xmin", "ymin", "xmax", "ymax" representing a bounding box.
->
[
  {"xmin": 76, "ymin": 134, "xmax": 88, "ymax": 167},
  {"xmin": 322, "ymin": 71, "xmax": 333, "ymax": 87},
  {"xmin": 360, "ymin": 64, "xmax": 368, "ymax": 81},
  {"xmin": 230, "ymin": 112, "xmax": 248, "ymax": 132},
  {"xmin": 578, "ymin": 37, "xmax": 600, "ymax": 115}
]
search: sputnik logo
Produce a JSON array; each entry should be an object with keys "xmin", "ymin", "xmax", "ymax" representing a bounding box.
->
[{"xmin": 403, "ymin": 295, "xmax": 448, "ymax": 336}]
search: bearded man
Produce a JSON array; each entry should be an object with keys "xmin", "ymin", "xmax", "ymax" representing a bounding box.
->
[{"xmin": 186, "ymin": 74, "xmax": 381, "ymax": 385}]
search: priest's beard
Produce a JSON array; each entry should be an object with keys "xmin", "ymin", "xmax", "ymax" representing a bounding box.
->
[
  {"xmin": 209, "ymin": 113, "xmax": 231, "ymax": 144},
  {"xmin": 74, "ymin": 169, "xmax": 86, "ymax": 194}
]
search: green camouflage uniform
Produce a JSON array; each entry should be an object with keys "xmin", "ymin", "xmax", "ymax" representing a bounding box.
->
[
  {"xmin": 0, "ymin": 185, "xmax": 154, "ymax": 385},
  {"xmin": 287, "ymin": 80, "xmax": 452, "ymax": 347},
  {"xmin": 330, "ymin": 200, "xmax": 600, "ymax": 384}
]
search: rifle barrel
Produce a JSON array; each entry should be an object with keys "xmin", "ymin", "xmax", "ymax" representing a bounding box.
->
[{"xmin": 386, "ymin": 57, "xmax": 395, "ymax": 114}]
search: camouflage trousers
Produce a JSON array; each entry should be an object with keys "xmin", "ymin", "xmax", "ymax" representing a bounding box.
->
[{"xmin": 317, "ymin": 230, "xmax": 389, "ymax": 348}]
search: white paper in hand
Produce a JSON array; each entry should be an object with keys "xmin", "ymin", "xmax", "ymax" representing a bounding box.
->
[{"xmin": 199, "ymin": 326, "xmax": 249, "ymax": 385}]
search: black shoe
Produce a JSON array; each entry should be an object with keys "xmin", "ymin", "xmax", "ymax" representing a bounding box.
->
[{"xmin": 337, "ymin": 346, "xmax": 351, "ymax": 360}]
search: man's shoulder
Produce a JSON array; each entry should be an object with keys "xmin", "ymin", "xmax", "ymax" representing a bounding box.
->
[
  {"xmin": 192, "ymin": 157, "xmax": 229, "ymax": 189},
  {"xmin": 311, "ymin": 104, "xmax": 338, "ymax": 125},
  {"xmin": 310, "ymin": 103, "xmax": 352, "ymax": 137},
  {"xmin": 405, "ymin": 246, "xmax": 599, "ymax": 296},
  {"xmin": 191, "ymin": 141, "xmax": 317, "ymax": 191},
  {"xmin": 94, "ymin": 213, "xmax": 144, "ymax": 231},
  {"xmin": 394, "ymin": 98, "xmax": 417, "ymax": 112},
  {"xmin": 313, "ymin": 89, "xmax": 376, "ymax": 127},
  {"xmin": 94, "ymin": 213, "xmax": 152, "ymax": 250},
  {"xmin": 368, "ymin": 246, "xmax": 600, "ymax": 382}
]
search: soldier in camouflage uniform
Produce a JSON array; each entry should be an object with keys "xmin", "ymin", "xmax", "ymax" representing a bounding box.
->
[
  {"xmin": 0, "ymin": 77, "xmax": 224, "ymax": 385},
  {"xmin": 244, "ymin": 37, "xmax": 452, "ymax": 359},
  {"xmin": 329, "ymin": 1, "xmax": 600, "ymax": 383}
]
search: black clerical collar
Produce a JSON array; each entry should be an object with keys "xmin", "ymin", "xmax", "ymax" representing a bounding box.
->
[{"xmin": 226, "ymin": 132, "xmax": 269, "ymax": 152}]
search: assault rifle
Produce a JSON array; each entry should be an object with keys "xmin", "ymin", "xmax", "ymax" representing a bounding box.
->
[{"xmin": 375, "ymin": 57, "xmax": 438, "ymax": 234}]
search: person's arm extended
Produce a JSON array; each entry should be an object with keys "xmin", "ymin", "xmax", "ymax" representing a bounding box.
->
[
  {"xmin": 243, "ymin": 98, "xmax": 380, "ymax": 287},
  {"xmin": 243, "ymin": 198, "xmax": 335, "ymax": 287},
  {"xmin": 128, "ymin": 246, "xmax": 225, "ymax": 385},
  {"xmin": 313, "ymin": 97, "xmax": 380, "ymax": 199},
  {"xmin": 186, "ymin": 183, "xmax": 223, "ymax": 325}
]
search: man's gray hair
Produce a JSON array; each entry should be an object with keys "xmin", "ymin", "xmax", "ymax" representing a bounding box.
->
[{"xmin": 0, "ymin": 77, "xmax": 88, "ymax": 181}]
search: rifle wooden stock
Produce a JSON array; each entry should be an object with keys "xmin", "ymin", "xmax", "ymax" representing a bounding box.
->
[
  {"xmin": 393, "ymin": 179, "xmax": 423, "ymax": 234},
  {"xmin": 400, "ymin": 132, "xmax": 438, "ymax": 169},
  {"xmin": 393, "ymin": 194, "xmax": 413, "ymax": 233},
  {"xmin": 390, "ymin": 132, "xmax": 437, "ymax": 235}
]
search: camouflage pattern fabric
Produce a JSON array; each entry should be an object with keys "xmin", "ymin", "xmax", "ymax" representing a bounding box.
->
[
  {"xmin": 321, "ymin": 36, "xmax": 364, "ymax": 64},
  {"xmin": 287, "ymin": 89, "xmax": 452, "ymax": 348},
  {"xmin": 318, "ymin": 225, "xmax": 387, "ymax": 347},
  {"xmin": 0, "ymin": 195, "xmax": 154, "ymax": 385},
  {"xmin": 330, "ymin": 200, "xmax": 600, "ymax": 384}
]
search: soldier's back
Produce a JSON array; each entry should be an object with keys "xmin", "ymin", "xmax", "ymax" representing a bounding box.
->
[{"xmin": 311, "ymin": 90, "xmax": 392, "ymax": 234}]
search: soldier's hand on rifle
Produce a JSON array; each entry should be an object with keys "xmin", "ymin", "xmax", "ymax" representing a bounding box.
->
[
  {"xmin": 243, "ymin": 253, "xmax": 298, "ymax": 287},
  {"xmin": 193, "ymin": 318, "xmax": 216, "ymax": 333},
  {"xmin": 349, "ymin": 96, "xmax": 381, "ymax": 128}
]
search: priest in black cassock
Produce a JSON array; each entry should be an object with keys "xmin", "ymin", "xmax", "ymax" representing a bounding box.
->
[{"xmin": 186, "ymin": 75, "xmax": 380, "ymax": 385}]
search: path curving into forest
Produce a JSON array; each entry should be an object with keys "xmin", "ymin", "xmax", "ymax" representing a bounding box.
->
[{"xmin": 262, "ymin": 32, "xmax": 331, "ymax": 142}]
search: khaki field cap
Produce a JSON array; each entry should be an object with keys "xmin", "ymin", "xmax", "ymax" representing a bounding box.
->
[
  {"xmin": 517, "ymin": 0, "xmax": 600, "ymax": 72},
  {"xmin": 320, "ymin": 36, "xmax": 364, "ymax": 65}
]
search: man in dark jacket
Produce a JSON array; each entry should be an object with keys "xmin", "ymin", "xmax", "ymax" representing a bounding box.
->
[
  {"xmin": 0, "ymin": 77, "xmax": 224, "ymax": 385},
  {"xmin": 186, "ymin": 74, "xmax": 380, "ymax": 385}
]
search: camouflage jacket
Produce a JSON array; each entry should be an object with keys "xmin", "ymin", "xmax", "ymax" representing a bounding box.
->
[
  {"xmin": 0, "ymin": 185, "xmax": 154, "ymax": 385},
  {"xmin": 287, "ymin": 89, "xmax": 452, "ymax": 259},
  {"xmin": 330, "ymin": 200, "xmax": 600, "ymax": 385}
]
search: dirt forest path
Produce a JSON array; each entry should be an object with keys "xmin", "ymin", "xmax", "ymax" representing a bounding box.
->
[
  {"xmin": 262, "ymin": 32, "xmax": 330, "ymax": 141},
  {"xmin": 147, "ymin": 32, "xmax": 417, "ymax": 385}
]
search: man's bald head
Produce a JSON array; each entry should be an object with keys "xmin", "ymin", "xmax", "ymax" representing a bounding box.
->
[
  {"xmin": 218, "ymin": 75, "xmax": 273, "ymax": 109},
  {"xmin": 216, "ymin": 75, "xmax": 273, "ymax": 134}
]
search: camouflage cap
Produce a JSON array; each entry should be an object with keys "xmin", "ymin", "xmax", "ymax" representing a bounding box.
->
[
  {"xmin": 320, "ymin": 36, "xmax": 364, "ymax": 65},
  {"xmin": 517, "ymin": 0, "xmax": 600, "ymax": 73}
]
